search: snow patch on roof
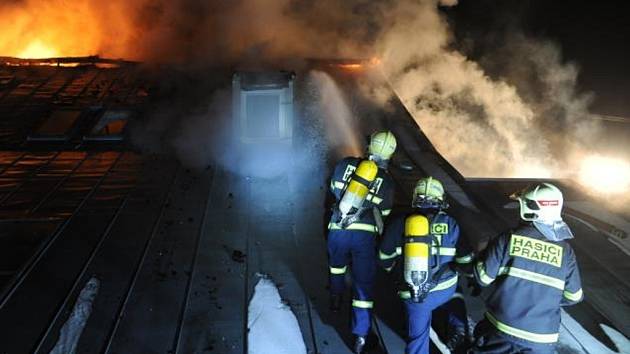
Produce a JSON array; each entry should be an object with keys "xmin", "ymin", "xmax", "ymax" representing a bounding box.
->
[
  {"xmin": 248, "ymin": 276, "xmax": 306, "ymax": 354},
  {"xmin": 560, "ymin": 310, "xmax": 630, "ymax": 353}
]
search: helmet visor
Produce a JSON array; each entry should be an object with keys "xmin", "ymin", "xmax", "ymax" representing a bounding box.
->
[
  {"xmin": 412, "ymin": 195, "xmax": 448, "ymax": 209},
  {"xmin": 525, "ymin": 198, "xmax": 540, "ymax": 210}
]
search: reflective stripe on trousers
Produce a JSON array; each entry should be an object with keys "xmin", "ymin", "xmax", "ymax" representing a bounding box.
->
[{"xmin": 329, "ymin": 266, "xmax": 347, "ymax": 275}]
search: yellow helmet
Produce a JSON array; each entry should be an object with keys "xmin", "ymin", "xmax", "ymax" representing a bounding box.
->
[
  {"xmin": 368, "ymin": 131, "xmax": 397, "ymax": 162},
  {"xmin": 412, "ymin": 177, "xmax": 448, "ymax": 209}
]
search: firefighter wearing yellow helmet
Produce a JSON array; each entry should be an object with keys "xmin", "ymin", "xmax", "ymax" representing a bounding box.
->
[
  {"xmin": 378, "ymin": 177, "xmax": 473, "ymax": 353},
  {"xmin": 471, "ymin": 183, "xmax": 583, "ymax": 353},
  {"xmin": 327, "ymin": 130, "xmax": 397, "ymax": 353},
  {"xmin": 367, "ymin": 130, "xmax": 397, "ymax": 168}
]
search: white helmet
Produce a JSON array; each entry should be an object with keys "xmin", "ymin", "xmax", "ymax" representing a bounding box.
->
[{"xmin": 511, "ymin": 183, "xmax": 563, "ymax": 222}]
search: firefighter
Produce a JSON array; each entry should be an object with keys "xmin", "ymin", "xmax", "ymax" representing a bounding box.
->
[
  {"xmin": 378, "ymin": 177, "xmax": 473, "ymax": 354},
  {"xmin": 471, "ymin": 183, "xmax": 583, "ymax": 353},
  {"xmin": 327, "ymin": 130, "xmax": 397, "ymax": 353}
]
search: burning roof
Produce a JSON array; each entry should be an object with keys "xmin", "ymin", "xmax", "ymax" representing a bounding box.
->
[{"xmin": 0, "ymin": 57, "xmax": 143, "ymax": 148}]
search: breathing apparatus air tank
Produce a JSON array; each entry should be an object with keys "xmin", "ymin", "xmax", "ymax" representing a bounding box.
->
[
  {"xmin": 404, "ymin": 214, "xmax": 431, "ymax": 302},
  {"xmin": 338, "ymin": 160, "xmax": 378, "ymax": 224}
]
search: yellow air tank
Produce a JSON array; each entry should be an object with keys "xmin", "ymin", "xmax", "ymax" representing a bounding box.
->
[
  {"xmin": 404, "ymin": 214, "xmax": 431, "ymax": 302},
  {"xmin": 338, "ymin": 160, "xmax": 378, "ymax": 219}
]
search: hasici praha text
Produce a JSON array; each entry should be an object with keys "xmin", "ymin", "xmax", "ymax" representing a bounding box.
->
[{"xmin": 509, "ymin": 235, "xmax": 563, "ymax": 267}]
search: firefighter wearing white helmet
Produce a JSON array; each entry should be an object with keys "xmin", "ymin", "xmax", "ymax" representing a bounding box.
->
[
  {"xmin": 472, "ymin": 183, "xmax": 584, "ymax": 354},
  {"xmin": 327, "ymin": 130, "xmax": 397, "ymax": 353},
  {"xmin": 514, "ymin": 183, "xmax": 574, "ymax": 241},
  {"xmin": 378, "ymin": 177, "xmax": 473, "ymax": 353}
]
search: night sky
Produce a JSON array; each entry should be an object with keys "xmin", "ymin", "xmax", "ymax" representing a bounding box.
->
[{"xmin": 446, "ymin": 0, "xmax": 630, "ymax": 117}]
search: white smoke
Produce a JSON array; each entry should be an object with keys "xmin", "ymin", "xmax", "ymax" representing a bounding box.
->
[
  {"xmin": 357, "ymin": 1, "xmax": 608, "ymax": 181},
  {"xmin": 379, "ymin": 50, "xmax": 555, "ymax": 177}
]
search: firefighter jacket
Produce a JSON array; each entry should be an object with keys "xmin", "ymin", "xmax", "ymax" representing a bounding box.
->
[
  {"xmin": 328, "ymin": 157, "xmax": 394, "ymax": 233},
  {"xmin": 474, "ymin": 223, "xmax": 584, "ymax": 344},
  {"xmin": 378, "ymin": 211, "xmax": 474, "ymax": 298}
]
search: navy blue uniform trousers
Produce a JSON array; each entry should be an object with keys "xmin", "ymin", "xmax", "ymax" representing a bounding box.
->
[
  {"xmin": 327, "ymin": 229, "xmax": 376, "ymax": 336},
  {"xmin": 403, "ymin": 283, "xmax": 456, "ymax": 354}
]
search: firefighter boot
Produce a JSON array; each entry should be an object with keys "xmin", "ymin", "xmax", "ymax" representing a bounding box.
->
[
  {"xmin": 445, "ymin": 326, "xmax": 466, "ymax": 352},
  {"xmin": 354, "ymin": 335, "xmax": 366, "ymax": 354},
  {"xmin": 329, "ymin": 294, "xmax": 342, "ymax": 313}
]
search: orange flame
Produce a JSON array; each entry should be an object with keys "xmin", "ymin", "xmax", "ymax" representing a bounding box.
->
[
  {"xmin": 0, "ymin": 1, "xmax": 132, "ymax": 59},
  {"xmin": 331, "ymin": 58, "xmax": 381, "ymax": 71},
  {"xmin": 17, "ymin": 40, "xmax": 59, "ymax": 59},
  {"xmin": 335, "ymin": 63, "xmax": 364, "ymax": 70}
]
